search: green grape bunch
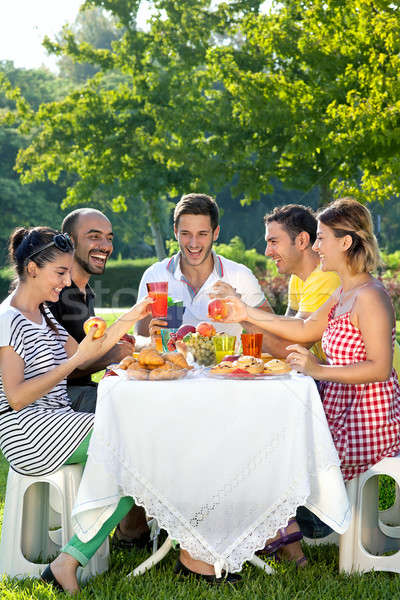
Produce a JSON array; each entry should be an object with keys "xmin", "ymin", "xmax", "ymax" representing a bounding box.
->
[{"xmin": 184, "ymin": 333, "xmax": 216, "ymax": 366}]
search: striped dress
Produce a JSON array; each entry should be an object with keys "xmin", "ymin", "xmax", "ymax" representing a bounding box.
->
[{"xmin": 0, "ymin": 299, "xmax": 93, "ymax": 476}]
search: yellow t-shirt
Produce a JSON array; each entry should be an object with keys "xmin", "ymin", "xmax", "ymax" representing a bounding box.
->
[{"xmin": 288, "ymin": 267, "xmax": 340, "ymax": 362}]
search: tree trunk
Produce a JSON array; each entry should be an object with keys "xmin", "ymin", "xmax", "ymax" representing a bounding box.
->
[
  {"xmin": 147, "ymin": 197, "xmax": 166, "ymax": 260},
  {"xmin": 150, "ymin": 219, "xmax": 166, "ymax": 260},
  {"xmin": 319, "ymin": 181, "xmax": 333, "ymax": 207}
]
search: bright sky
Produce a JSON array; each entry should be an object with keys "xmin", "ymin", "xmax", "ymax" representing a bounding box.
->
[
  {"xmin": 0, "ymin": 1, "xmax": 270, "ymax": 72},
  {"xmin": 0, "ymin": 0, "xmax": 152, "ymax": 72}
]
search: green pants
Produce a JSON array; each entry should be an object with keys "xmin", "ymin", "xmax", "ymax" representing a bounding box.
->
[{"xmin": 63, "ymin": 432, "xmax": 134, "ymax": 566}]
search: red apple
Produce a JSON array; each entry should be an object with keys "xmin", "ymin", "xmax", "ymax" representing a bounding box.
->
[
  {"xmin": 196, "ymin": 322, "xmax": 216, "ymax": 337},
  {"xmin": 121, "ymin": 333, "xmax": 135, "ymax": 346},
  {"xmin": 176, "ymin": 325, "xmax": 196, "ymax": 340},
  {"xmin": 83, "ymin": 316, "xmax": 107, "ymax": 339},
  {"xmin": 208, "ymin": 299, "xmax": 229, "ymax": 321},
  {"xmin": 221, "ymin": 354, "xmax": 241, "ymax": 362},
  {"xmin": 167, "ymin": 339, "xmax": 176, "ymax": 351}
]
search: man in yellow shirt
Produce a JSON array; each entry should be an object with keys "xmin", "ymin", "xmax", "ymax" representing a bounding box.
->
[{"xmin": 261, "ymin": 204, "xmax": 340, "ymax": 358}]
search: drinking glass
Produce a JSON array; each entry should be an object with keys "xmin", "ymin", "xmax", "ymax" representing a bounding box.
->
[
  {"xmin": 213, "ymin": 335, "xmax": 236, "ymax": 363},
  {"xmin": 241, "ymin": 333, "xmax": 263, "ymax": 358},
  {"xmin": 146, "ymin": 282, "xmax": 168, "ymax": 317},
  {"xmin": 160, "ymin": 328, "xmax": 178, "ymax": 352},
  {"xmin": 166, "ymin": 304, "xmax": 184, "ymax": 329}
]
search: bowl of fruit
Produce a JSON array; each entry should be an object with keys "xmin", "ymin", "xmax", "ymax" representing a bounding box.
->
[{"xmin": 182, "ymin": 322, "xmax": 217, "ymax": 366}]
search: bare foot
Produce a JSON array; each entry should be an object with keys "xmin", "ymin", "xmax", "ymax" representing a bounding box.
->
[
  {"xmin": 49, "ymin": 553, "xmax": 80, "ymax": 594},
  {"xmin": 179, "ymin": 549, "xmax": 215, "ymax": 575}
]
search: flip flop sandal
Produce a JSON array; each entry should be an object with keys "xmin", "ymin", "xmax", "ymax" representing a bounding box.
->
[
  {"xmin": 174, "ymin": 559, "xmax": 242, "ymax": 585},
  {"xmin": 256, "ymin": 518, "xmax": 303, "ymax": 557},
  {"xmin": 41, "ymin": 564, "xmax": 65, "ymax": 592}
]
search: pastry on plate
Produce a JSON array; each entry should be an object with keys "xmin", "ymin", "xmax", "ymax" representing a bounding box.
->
[
  {"xmin": 233, "ymin": 356, "xmax": 264, "ymax": 374},
  {"xmin": 127, "ymin": 365, "xmax": 149, "ymax": 380},
  {"xmin": 138, "ymin": 348, "xmax": 165, "ymax": 367},
  {"xmin": 163, "ymin": 352, "xmax": 190, "ymax": 370},
  {"xmin": 149, "ymin": 367, "xmax": 185, "ymax": 380},
  {"xmin": 210, "ymin": 361, "xmax": 235, "ymax": 374},
  {"xmin": 118, "ymin": 355, "xmax": 135, "ymax": 370},
  {"xmin": 264, "ymin": 359, "xmax": 291, "ymax": 374}
]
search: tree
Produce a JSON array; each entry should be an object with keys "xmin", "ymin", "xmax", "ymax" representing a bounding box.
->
[
  {"xmin": 54, "ymin": 6, "xmax": 122, "ymax": 84},
  {"xmin": 7, "ymin": 1, "xmax": 263, "ymax": 259},
  {"xmin": 0, "ymin": 62, "xmax": 67, "ymax": 264},
  {"xmin": 203, "ymin": 0, "xmax": 400, "ymax": 205}
]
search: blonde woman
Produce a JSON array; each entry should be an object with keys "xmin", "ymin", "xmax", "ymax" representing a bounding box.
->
[{"xmin": 222, "ymin": 197, "xmax": 400, "ymax": 480}]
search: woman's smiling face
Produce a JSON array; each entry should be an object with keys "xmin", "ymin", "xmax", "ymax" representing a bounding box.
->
[
  {"xmin": 312, "ymin": 221, "xmax": 349, "ymax": 272},
  {"xmin": 32, "ymin": 252, "xmax": 73, "ymax": 302}
]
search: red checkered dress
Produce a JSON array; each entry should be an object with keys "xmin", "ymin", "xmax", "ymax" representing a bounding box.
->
[{"xmin": 321, "ymin": 304, "xmax": 400, "ymax": 481}]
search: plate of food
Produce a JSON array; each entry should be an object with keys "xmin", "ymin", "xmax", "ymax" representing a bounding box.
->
[
  {"xmin": 207, "ymin": 356, "xmax": 292, "ymax": 379},
  {"xmin": 117, "ymin": 348, "xmax": 192, "ymax": 381}
]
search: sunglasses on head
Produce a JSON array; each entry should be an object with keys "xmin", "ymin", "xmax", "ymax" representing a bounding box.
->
[{"xmin": 26, "ymin": 233, "xmax": 74, "ymax": 261}]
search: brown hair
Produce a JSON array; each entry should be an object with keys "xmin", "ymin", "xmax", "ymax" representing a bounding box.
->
[
  {"xmin": 9, "ymin": 226, "xmax": 73, "ymax": 334},
  {"xmin": 264, "ymin": 204, "xmax": 317, "ymax": 245},
  {"xmin": 317, "ymin": 197, "xmax": 381, "ymax": 274},
  {"xmin": 173, "ymin": 193, "xmax": 219, "ymax": 230}
]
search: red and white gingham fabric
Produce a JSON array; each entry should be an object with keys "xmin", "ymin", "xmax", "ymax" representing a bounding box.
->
[{"xmin": 321, "ymin": 304, "xmax": 400, "ymax": 481}]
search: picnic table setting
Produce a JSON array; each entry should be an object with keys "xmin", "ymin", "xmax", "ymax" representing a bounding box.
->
[{"xmin": 71, "ymin": 287, "xmax": 352, "ymax": 578}]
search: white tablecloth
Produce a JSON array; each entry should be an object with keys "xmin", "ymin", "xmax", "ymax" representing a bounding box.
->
[{"xmin": 72, "ymin": 371, "xmax": 350, "ymax": 573}]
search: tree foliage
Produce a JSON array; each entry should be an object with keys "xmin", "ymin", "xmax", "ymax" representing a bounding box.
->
[
  {"xmin": 2, "ymin": 0, "xmax": 400, "ymax": 269},
  {"xmin": 204, "ymin": 0, "xmax": 400, "ymax": 205}
]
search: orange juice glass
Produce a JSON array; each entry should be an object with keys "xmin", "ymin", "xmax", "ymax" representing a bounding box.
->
[
  {"xmin": 241, "ymin": 333, "xmax": 263, "ymax": 358},
  {"xmin": 146, "ymin": 282, "xmax": 168, "ymax": 317}
]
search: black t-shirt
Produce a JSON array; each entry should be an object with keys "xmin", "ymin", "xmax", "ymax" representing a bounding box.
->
[{"xmin": 47, "ymin": 281, "xmax": 95, "ymax": 387}]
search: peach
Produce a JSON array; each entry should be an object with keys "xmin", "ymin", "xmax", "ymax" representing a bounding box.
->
[
  {"xmin": 208, "ymin": 299, "xmax": 229, "ymax": 321},
  {"xmin": 83, "ymin": 316, "xmax": 107, "ymax": 339},
  {"xmin": 196, "ymin": 322, "xmax": 216, "ymax": 337}
]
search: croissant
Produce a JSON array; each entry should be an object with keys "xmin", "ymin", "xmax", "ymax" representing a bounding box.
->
[
  {"xmin": 149, "ymin": 367, "xmax": 184, "ymax": 380},
  {"xmin": 127, "ymin": 365, "xmax": 149, "ymax": 380},
  {"xmin": 163, "ymin": 352, "xmax": 189, "ymax": 370},
  {"xmin": 118, "ymin": 356, "xmax": 135, "ymax": 370},
  {"xmin": 138, "ymin": 348, "xmax": 165, "ymax": 367}
]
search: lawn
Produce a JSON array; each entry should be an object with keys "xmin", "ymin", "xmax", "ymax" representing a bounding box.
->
[{"xmin": 1, "ymin": 314, "xmax": 400, "ymax": 597}]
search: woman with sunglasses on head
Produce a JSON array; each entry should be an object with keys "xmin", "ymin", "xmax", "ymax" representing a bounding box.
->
[
  {"xmin": 0, "ymin": 226, "xmax": 152, "ymax": 593},
  {"xmin": 218, "ymin": 198, "xmax": 400, "ymax": 562}
]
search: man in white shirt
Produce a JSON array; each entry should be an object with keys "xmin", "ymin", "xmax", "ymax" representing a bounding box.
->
[{"xmin": 136, "ymin": 193, "xmax": 272, "ymax": 338}]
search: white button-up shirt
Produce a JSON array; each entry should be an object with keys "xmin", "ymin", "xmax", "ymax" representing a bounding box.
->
[{"xmin": 137, "ymin": 251, "xmax": 268, "ymax": 338}]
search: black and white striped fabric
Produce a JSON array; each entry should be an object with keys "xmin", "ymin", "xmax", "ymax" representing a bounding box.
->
[{"xmin": 0, "ymin": 298, "xmax": 93, "ymax": 475}]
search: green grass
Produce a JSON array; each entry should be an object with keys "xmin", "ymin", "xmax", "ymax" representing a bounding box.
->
[
  {"xmin": 1, "ymin": 314, "xmax": 400, "ymax": 597},
  {"xmin": 1, "ymin": 452, "xmax": 400, "ymax": 600}
]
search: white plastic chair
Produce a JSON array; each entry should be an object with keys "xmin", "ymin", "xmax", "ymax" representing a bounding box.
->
[
  {"xmin": 0, "ymin": 464, "xmax": 109, "ymax": 582},
  {"xmin": 339, "ymin": 457, "xmax": 400, "ymax": 574}
]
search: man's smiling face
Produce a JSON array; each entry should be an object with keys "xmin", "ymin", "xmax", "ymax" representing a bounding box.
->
[
  {"xmin": 174, "ymin": 214, "xmax": 220, "ymax": 268},
  {"xmin": 72, "ymin": 213, "xmax": 113, "ymax": 275},
  {"xmin": 265, "ymin": 221, "xmax": 301, "ymax": 275}
]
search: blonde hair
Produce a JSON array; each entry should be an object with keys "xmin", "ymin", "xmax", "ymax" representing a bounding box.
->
[{"xmin": 317, "ymin": 197, "xmax": 381, "ymax": 274}]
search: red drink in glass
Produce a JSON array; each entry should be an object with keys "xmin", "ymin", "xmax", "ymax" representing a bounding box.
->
[
  {"xmin": 146, "ymin": 282, "xmax": 168, "ymax": 317},
  {"xmin": 241, "ymin": 333, "xmax": 263, "ymax": 358}
]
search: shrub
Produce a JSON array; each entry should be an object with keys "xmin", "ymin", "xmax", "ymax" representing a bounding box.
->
[
  {"xmin": 0, "ymin": 267, "xmax": 14, "ymax": 301},
  {"xmin": 166, "ymin": 236, "xmax": 268, "ymax": 273},
  {"xmin": 381, "ymin": 275, "xmax": 400, "ymax": 319},
  {"xmin": 90, "ymin": 258, "xmax": 157, "ymax": 307},
  {"xmin": 258, "ymin": 274, "xmax": 289, "ymax": 315}
]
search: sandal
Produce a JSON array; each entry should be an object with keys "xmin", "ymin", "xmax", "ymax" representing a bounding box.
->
[
  {"xmin": 271, "ymin": 549, "xmax": 308, "ymax": 569},
  {"xmin": 174, "ymin": 558, "xmax": 242, "ymax": 585},
  {"xmin": 256, "ymin": 518, "xmax": 303, "ymax": 557},
  {"xmin": 40, "ymin": 564, "xmax": 64, "ymax": 592},
  {"xmin": 111, "ymin": 524, "xmax": 151, "ymax": 551}
]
